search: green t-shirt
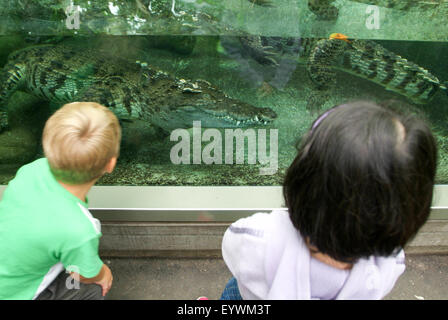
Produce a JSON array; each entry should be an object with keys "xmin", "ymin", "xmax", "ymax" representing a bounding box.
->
[{"xmin": 0, "ymin": 158, "xmax": 103, "ymax": 300}]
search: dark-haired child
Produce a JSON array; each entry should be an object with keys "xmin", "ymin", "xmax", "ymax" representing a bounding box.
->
[{"xmin": 221, "ymin": 101, "xmax": 437, "ymax": 299}]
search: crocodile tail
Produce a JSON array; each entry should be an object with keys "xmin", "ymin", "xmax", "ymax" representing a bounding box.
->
[{"xmin": 337, "ymin": 39, "xmax": 444, "ymax": 104}]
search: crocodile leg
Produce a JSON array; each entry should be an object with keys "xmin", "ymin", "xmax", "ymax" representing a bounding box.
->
[
  {"xmin": 170, "ymin": 0, "xmax": 180, "ymax": 16},
  {"xmin": 0, "ymin": 61, "xmax": 28, "ymax": 132},
  {"xmin": 306, "ymin": 38, "xmax": 348, "ymax": 112},
  {"xmin": 76, "ymin": 77, "xmax": 144, "ymax": 121},
  {"xmin": 238, "ymin": 35, "xmax": 279, "ymax": 66},
  {"xmin": 308, "ymin": 0, "xmax": 339, "ymax": 20},
  {"xmin": 307, "ymin": 38, "xmax": 348, "ymax": 90}
]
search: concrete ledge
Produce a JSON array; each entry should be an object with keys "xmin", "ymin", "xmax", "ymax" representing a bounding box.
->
[
  {"xmin": 99, "ymin": 220, "xmax": 448, "ymax": 257},
  {"xmin": 404, "ymin": 220, "xmax": 448, "ymax": 254},
  {"xmin": 99, "ymin": 222, "xmax": 228, "ymax": 257},
  {"xmin": 100, "ymin": 249, "xmax": 222, "ymax": 258}
]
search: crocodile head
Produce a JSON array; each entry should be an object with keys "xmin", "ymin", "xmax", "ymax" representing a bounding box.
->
[{"xmin": 148, "ymin": 78, "xmax": 277, "ymax": 131}]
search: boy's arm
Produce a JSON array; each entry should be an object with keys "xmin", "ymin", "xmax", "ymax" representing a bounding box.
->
[
  {"xmin": 61, "ymin": 236, "xmax": 112, "ymax": 297},
  {"xmin": 71, "ymin": 263, "xmax": 113, "ymax": 296}
]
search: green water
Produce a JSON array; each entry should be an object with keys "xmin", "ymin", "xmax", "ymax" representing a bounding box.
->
[{"xmin": 0, "ymin": 1, "xmax": 447, "ymax": 186}]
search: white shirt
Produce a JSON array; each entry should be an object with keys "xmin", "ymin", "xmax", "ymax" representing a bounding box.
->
[{"xmin": 222, "ymin": 210, "xmax": 406, "ymax": 300}]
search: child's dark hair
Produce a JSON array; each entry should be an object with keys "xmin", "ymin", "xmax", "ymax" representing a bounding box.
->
[{"xmin": 283, "ymin": 101, "xmax": 437, "ymax": 263}]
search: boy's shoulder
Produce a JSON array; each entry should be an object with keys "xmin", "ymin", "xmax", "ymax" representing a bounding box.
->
[
  {"xmin": 1, "ymin": 158, "xmax": 48, "ymax": 203},
  {"xmin": 7, "ymin": 158, "xmax": 52, "ymax": 189},
  {"xmin": 6, "ymin": 158, "xmax": 60, "ymax": 203},
  {"xmin": 16, "ymin": 157, "xmax": 48, "ymax": 173},
  {"xmin": 2, "ymin": 158, "xmax": 99, "ymax": 238}
]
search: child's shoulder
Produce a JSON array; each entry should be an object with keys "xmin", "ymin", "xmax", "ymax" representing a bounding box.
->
[
  {"xmin": 2, "ymin": 158, "xmax": 49, "ymax": 200},
  {"xmin": 10, "ymin": 158, "xmax": 50, "ymax": 184},
  {"xmin": 228, "ymin": 209, "xmax": 293, "ymax": 237},
  {"xmin": 233, "ymin": 209, "xmax": 288, "ymax": 224}
]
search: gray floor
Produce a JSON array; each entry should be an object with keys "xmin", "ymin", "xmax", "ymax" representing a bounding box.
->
[{"xmin": 104, "ymin": 254, "xmax": 448, "ymax": 300}]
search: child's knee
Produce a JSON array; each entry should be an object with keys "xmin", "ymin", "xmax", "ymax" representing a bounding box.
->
[{"xmin": 80, "ymin": 283, "xmax": 104, "ymax": 300}]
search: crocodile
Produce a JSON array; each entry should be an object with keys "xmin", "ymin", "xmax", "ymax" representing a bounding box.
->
[
  {"xmin": 216, "ymin": 1, "xmax": 447, "ymax": 104},
  {"xmin": 0, "ymin": 44, "xmax": 277, "ymax": 132},
  {"xmin": 237, "ymin": 33, "xmax": 448, "ymax": 108}
]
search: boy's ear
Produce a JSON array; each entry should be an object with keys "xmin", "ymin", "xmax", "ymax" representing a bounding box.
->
[{"xmin": 105, "ymin": 157, "xmax": 117, "ymax": 174}]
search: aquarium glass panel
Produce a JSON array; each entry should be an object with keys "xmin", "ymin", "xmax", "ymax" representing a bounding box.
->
[{"xmin": 0, "ymin": 0, "xmax": 447, "ymax": 186}]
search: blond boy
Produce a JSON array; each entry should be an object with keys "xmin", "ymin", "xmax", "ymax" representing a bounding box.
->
[{"xmin": 0, "ymin": 102, "xmax": 121, "ymax": 300}]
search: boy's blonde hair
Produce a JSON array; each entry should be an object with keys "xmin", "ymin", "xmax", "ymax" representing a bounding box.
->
[{"xmin": 42, "ymin": 102, "xmax": 121, "ymax": 184}]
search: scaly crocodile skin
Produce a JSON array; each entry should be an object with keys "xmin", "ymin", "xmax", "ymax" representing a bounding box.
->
[
  {"xmin": 308, "ymin": 37, "xmax": 447, "ymax": 104},
  {"xmin": 347, "ymin": 0, "xmax": 444, "ymax": 10},
  {"xmin": 0, "ymin": 44, "xmax": 277, "ymax": 132},
  {"xmin": 308, "ymin": 0, "xmax": 446, "ymax": 20},
  {"xmin": 239, "ymin": 35, "xmax": 447, "ymax": 105}
]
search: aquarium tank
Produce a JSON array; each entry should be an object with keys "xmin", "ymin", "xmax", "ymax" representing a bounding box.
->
[{"xmin": 0, "ymin": 0, "xmax": 448, "ymax": 194}]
